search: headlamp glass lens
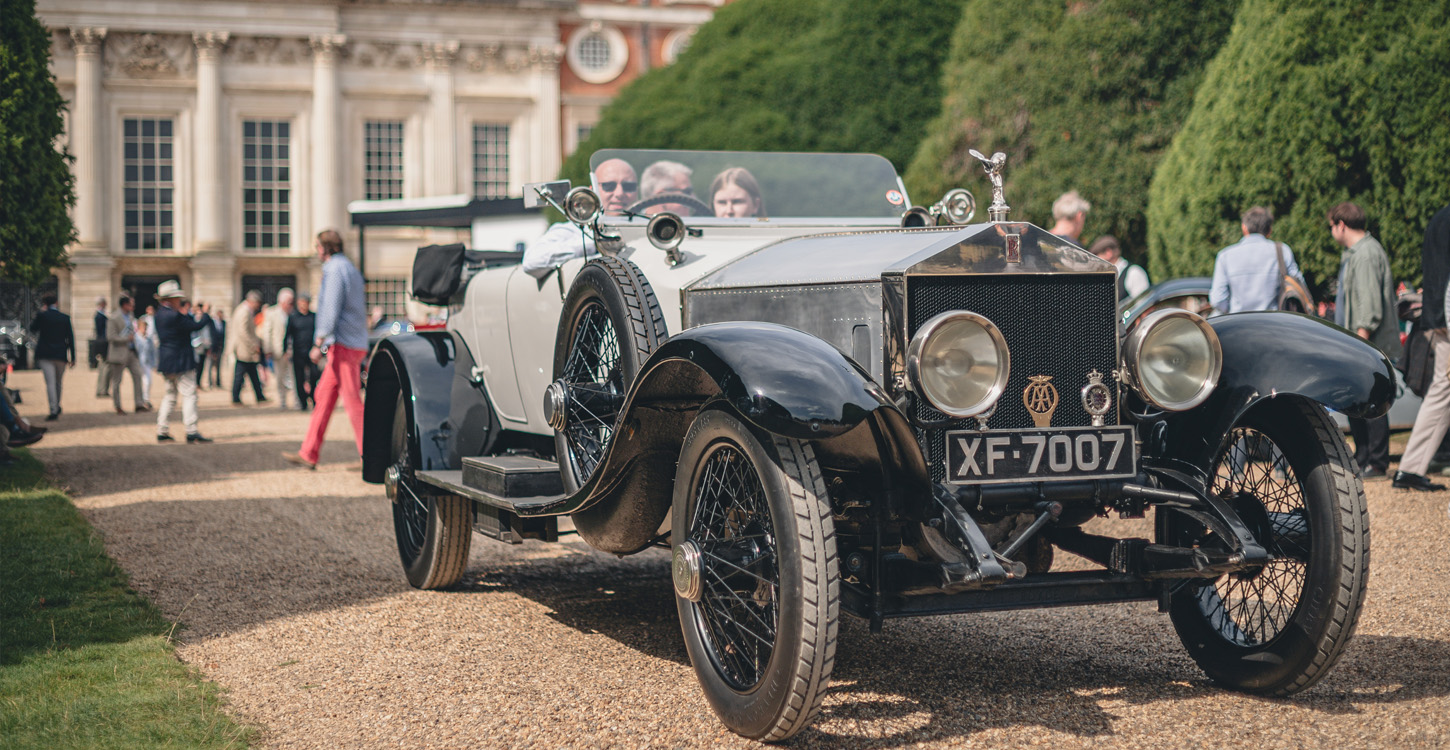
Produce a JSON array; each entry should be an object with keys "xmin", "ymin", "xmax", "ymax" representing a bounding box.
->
[
  {"xmin": 920, "ymin": 316, "xmax": 1004, "ymax": 415},
  {"xmin": 1140, "ymin": 316, "xmax": 1214, "ymax": 406}
]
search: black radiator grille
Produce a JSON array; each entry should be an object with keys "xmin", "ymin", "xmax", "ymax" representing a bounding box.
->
[{"xmin": 907, "ymin": 274, "xmax": 1120, "ymax": 481}]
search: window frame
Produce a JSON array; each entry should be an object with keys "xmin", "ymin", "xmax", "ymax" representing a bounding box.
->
[
  {"xmin": 120, "ymin": 115, "xmax": 179, "ymax": 254},
  {"xmin": 240, "ymin": 118, "xmax": 294, "ymax": 253}
]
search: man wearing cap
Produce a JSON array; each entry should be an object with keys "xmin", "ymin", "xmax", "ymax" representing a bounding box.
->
[{"xmin": 153, "ymin": 281, "xmax": 214, "ymax": 443}]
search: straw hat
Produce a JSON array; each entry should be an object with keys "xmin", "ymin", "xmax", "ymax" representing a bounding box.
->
[{"xmin": 156, "ymin": 280, "xmax": 188, "ymax": 299}]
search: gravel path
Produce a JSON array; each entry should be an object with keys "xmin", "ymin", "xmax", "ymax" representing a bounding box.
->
[{"xmin": 13, "ymin": 367, "xmax": 1450, "ymax": 749}]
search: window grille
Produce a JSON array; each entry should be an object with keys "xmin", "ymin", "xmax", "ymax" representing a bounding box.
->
[
  {"xmin": 364, "ymin": 120, "xmax": 405, "ymax": 200},
  {"xmin": 472, "ymin": 123, "xmax": 511, "ymax": 198},
  {"xmin": 365, "ymin": 277, "xmax": 409, "ymax": 320},
  {"xmin": 578, "ymin": 33, "xmax": 612, "ymax": 71},
  {"xmin": 123, "ymin": 117, "xmax": 175, "ymax": 252},
  {"xmin": 242, "ymin": 119, "xmax": 291, "ymax": 251}
]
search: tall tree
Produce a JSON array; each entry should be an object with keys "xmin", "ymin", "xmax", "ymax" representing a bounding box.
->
[
  {"xmin": 0, "ymin": 0, "xmax": 74, "ymax": 286},
  {"xmin": 1146, "ymin": 0, "xmax": 1450, "ymax": 291},
  {"xmin": 905, "ymin": 0, "xmax": 1237, "ymax": 265},
  {"xmin": 558, "ymin": 0, "xmax": 966, "ymax": 187}
]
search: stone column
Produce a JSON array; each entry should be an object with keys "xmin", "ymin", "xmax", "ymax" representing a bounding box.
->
[
  {"xmin": 193, "ymin": 31, "xmax": 229, "ymax": 254},
  {"xmin": 68, "ymin": 27, "xmax": 107, "ymax": 252},
  {"xmin": 67, "ymin": 27, "xmax": 111, "ymax": 322},
  {"xmin": 309, "ymin": 34, "xmax": 346, "ymax": 237},
  {"xmin": 532, "ymin": 44, "xmax": 564, "ymax": 182},
  {"xmin": 423, "ymin": 42, "xmax": 459, "ymax": 196}
]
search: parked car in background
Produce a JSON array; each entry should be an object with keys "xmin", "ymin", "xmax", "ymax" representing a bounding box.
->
[
  {"xmin": 1122, "ymin": 277, "xmax": 1420, "ymax": 430},
  {"xmin": 364, "ymin": 148, "xmax": 1394, "ymax": 740},
  {"xmin": 0, "ymin": 319, "xmax": 32, "ymax": 370}
]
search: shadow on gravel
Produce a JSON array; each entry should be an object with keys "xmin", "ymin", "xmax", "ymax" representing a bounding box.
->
[
  {"xmin": 453, "ymin": 551, "xmax": 1450, "ymax": 747},
  {"xmin": 79, "ymin": 493, "xmax": 407, "ymax": 638},
  {"xmin": 790, "ymin": 627, "xmax": 1450, "ymax": 748},
  {"xmin": 454, "ymin": 548, "xmax": 689, "ymax": 667},
  {"xmin": 40, "ymin": 440, "xmax": 362, "ymax": 496}
]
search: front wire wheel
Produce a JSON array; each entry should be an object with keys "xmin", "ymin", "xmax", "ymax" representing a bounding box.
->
[
  {"xmin": 553, "ymin": 258, "xmax": 666, "ymax": 493},
  {"xmin": 1167, "ymin": 397, "xmax": 1369, "ymax": 695},
  {"xmin": 672, "ymin": 410, "xmax": 838, "ymax": 741}
]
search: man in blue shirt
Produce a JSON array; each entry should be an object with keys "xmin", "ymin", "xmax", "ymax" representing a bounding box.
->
[
  {"xmin": 283, "ymin": 229, "xmax": 369, "ymax": 469},
  {"xmin": 1210, "ymin": 206, "xmax": 1307, "ymax": 314}
]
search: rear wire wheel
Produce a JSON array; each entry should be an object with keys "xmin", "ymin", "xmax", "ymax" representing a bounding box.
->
[
  {"xmin": 1167, "ymin": 397, "xmax": 1368, "ymax": 695},
  {"xmin": 672, "ymin": 409, "xmax": 838, "ymax": 741},
  {"xmin": 389, "ymin": 393, "xmax": 472, "ymax": 589},
  {"xmin": 552, "ymin": 257, "xmax": 666, "ymax": 493}
]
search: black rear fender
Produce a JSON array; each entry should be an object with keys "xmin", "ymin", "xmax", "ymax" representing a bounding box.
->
[{"xmin": 361, "ymin": 332, "xmax": 456, "ymax": 483}]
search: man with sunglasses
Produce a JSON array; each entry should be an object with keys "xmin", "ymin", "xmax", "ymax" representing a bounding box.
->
[{"xmin": 522, "ymin": 158, "xmax": 638, "ymax": 279}]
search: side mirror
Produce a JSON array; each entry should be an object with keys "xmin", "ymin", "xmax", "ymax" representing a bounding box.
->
[{"xmin": 523, "ymin": 180, "xmax": 571, "ymax": 210}]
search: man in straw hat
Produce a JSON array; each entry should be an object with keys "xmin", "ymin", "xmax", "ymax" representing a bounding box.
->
[{"xmin": 153, "ymin": 280, "xmax": 214, "ymax": 443}]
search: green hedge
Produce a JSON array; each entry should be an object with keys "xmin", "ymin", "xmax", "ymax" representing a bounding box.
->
[
  {"xmin": 558, "ymin": 0, "xmax": 965, "ymax": 187},
  {"xmin": 0, "ymin": 0, "xmax": 76, "ymax": 287},
  {"xmin": 905, "ymin": 0, "xmax": 1236, "ymax": 263},
  {"xmin": 1146, "ymin": 0, "xmax": 1450, "ymax": 290}
]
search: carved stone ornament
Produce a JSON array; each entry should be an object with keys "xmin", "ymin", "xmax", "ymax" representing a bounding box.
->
[
  {"xmin": 420, "ymin": 41, "xmax": 460, "ymax": 68},
  {"xmin": 193, "ymin": 31, "xmax": 230, "ymax": 62},
  {"xmin": 108, "ymin": 32, "xmax": 195, "ymax": 78},
  {"xmin": 308, "ymin": 34, "xmax": 348, "ymax": 63},
  {"xmin": 226, "ymin": 36, "xmax": 310, "ymax": 66},
  {"xmin": 67, "ymin": 27, "xmax": 108, "ymax": 56}
]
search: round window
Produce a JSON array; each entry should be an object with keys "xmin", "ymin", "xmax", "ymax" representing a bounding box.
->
[
  {"xmin": 578, "ymin": 34, "xmax": 612, "ymax": 72},
  {"xmin": 567, "ymin": 24, "xmax": 628, "ymax": 84},
  {"xmin": 662, "ymin": 28, "xmax": 695, "ymax": 65}
]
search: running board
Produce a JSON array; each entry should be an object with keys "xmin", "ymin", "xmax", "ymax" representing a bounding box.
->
[{"xmin": 415, "ymin": 464, "xmax": 566, "ymax": 545}]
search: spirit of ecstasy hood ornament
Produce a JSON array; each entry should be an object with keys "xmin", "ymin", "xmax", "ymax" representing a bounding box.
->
[{"xmin": 968, "ymin": 149, "xmax": 1009, "ymax": 222}]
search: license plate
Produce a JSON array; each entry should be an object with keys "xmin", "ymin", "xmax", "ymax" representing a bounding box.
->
[{"xmin": 944, "ymin": 426, "xmax": 1137, "ymax": 484}]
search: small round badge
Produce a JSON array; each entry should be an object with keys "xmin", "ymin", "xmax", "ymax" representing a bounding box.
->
[{"xmin": 886, "ymin": 189, "xmax": 904, "ymax": 206}]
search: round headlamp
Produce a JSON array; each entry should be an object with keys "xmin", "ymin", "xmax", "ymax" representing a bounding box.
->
[
  {"xmin": 941, "ymin": 188, "xmax": 976, "ymax": 225},
  {"xmin": 1123, "ymin": 309, "xmax": 1222, "ymax": 411},
  {"xmin": 906, "ymin": 311, "xmax": 1010, "ymax": 417},
  {"xmin": 565, "ymin": 186, "xmax": 602, "ymax": 224}
]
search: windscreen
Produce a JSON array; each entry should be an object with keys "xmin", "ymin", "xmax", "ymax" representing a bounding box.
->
[{"xmin": 588, "ymin": 149, "xmax": 908, "ymax": 221}]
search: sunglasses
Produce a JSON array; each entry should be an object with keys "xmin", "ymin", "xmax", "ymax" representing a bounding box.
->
[{"xmin": 599, "ymin": 181, "xmax": 638, "ymax": 193}]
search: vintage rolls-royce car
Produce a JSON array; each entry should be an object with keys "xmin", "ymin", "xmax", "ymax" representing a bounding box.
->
[{"xmin": 362, "ymin": 149, "xmax": 1392, "ymax": 741}]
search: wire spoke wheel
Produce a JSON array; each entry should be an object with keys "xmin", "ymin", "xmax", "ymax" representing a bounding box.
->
[
  {"xmin": 673, "ymin": 409, "xmax": 838, "ymax": 742},
  {"xmin": 1167, "ymin": 398, "xmax": 1368, "ymax": 696},
  {"xmin": 552, "ymin": 258, "xmax": 666, "ymax": 495},
  {"xmin": 689, "ymin": 441, "xmax": 780, "ymax": 690},
  {"xmin": 1197, "ymin": 425, "xmax": 1308, "ymax": 646},
  {"xmin": 388, "ymin": 392, "xmax": 471, "ymax": 589},
  {"xmin": 560, "ymin": 300, "xmax": 622, "ymax": 485}
]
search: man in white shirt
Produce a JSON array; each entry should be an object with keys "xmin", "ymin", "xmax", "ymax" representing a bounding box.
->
[
  {"xmin": 522, "ymin": 158, "xmax": 638, "ymax": 279},
  {"xmin": 1089, "ymin": 235, "xmax": 1150, "ymax": 301}
]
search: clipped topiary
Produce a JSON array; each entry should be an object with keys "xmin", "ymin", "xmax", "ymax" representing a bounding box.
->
[
  {"xmin": 1146, "ymin": 0, "xmax": 1450, "ymax": 291},
  {"xmin": 558, "ymin": 0, "xmax": 965, "ymax": 187},
  {"xmin": 905, "ymin": 0, "xmax": 1236, "ymax": 264}
]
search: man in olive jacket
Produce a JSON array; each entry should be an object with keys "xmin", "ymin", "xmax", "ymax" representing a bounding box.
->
[{"xmin": 1329, "ymin": 202, "xmax": 1401, "ymax": 479}]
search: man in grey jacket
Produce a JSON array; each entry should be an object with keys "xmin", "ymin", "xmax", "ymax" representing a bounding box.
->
[{"xmin": 1329, "ymin": 202, "xmax": 1401, "ymax": 479}]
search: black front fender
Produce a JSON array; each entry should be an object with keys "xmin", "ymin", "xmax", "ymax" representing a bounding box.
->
[
  {"xmin": 1144, "ymin": 311, "xmax": 1396, "ymax": 489},
  {"xmin": 544, "ymin": 322, "xmax": 928, "ymax": 554},
  {"xmin": 361, "ymin": 332, "xmax": 455, "ymax": 483}
]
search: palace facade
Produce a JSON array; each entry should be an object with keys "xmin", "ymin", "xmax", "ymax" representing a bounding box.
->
[{"xmin": 36, "ymin": 0, "xmax": 721, "ymax": 321}]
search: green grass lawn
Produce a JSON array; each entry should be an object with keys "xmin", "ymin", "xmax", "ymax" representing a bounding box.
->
[{"xmin": 0, "ymin": 448, "xmax": 250, "ymax": 749}]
